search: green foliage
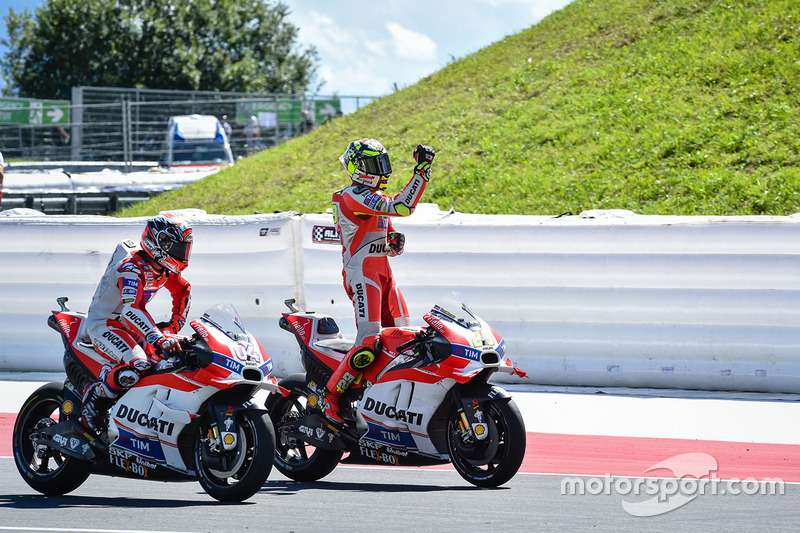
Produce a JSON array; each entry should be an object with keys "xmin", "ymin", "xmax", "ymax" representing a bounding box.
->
[
  {"xmin": 0, "ymin": 0, "xmax": 317, "ymax": 99},
  {"xmin": 121, "ymin": 0, "xmax": 800, "ymax": 217}
]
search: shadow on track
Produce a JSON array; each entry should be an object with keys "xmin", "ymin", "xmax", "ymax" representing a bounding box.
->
[
  {"xmin": 0, "ymin": 494, "xmax": 231, "ymax": 509},
  {"xmin": 260, "ymin": 480, "xmax": 509, "ymax": 494}
]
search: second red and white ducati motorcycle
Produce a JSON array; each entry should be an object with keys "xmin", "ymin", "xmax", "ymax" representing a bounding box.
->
[
  {"xmin": 14, "ymin": 299, "xmax": 279, "ymax": 502},
  {"xmin": 268, "ymin": 292, "xmax": 528, "ymax": 487}
]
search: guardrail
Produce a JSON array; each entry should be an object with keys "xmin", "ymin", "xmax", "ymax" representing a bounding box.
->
[{"xmin": 0, "ymin": 162, "xmax": 219, "ymax": 215}]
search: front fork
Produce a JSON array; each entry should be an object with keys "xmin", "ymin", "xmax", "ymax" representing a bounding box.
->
[
  {"xmin": 452, "ymin": 388, "xmax": 489, "ymax": 444},
  {"xmin": 452, "ymin": 383, "xmax": 513, "ymax": 443},
  {"xmin": 205, "ymin": 402, "xmax": 241, "ymax": 453},
  {"xmin": 201, "ymin": 394, "xmax": 265, "ymax": 458}
]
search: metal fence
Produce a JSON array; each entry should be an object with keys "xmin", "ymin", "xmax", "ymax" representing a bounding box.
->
[
  {"xmin": 1, "ymin": 190, "xmax": 155, "ymax": 215},
  {"xmin": 0, "ymin": 87, "xmax": 376, "ymax": 168}
]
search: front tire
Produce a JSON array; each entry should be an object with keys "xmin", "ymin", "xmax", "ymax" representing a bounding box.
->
[
  {"xmin": 447, "ymin": 399, "xmax": 526, "ymax": 488},
  {"xmin": 13, "ymin": 382, "xmax": 91, "ymax": 495},
  {"xmin": 194, "ymin": 410, "xmax": 275, "ymax": 502},
  {"xmin": 266, "ymin": 374, "xmax": 343, "ymax": 482}
]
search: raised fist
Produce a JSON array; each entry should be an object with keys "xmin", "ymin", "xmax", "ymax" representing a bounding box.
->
[{"xmin": 413, "ymin": 145, "xmax": 435, "ymax": 181}]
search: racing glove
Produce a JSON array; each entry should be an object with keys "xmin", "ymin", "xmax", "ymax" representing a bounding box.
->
[
  {"xmin": 149, "ymin": 332, "xmax": 183, "ymax": 357},
  {"xmin": 157, "ymin": 314, "xmax": 186, "ymax": 335},
  {"xmin": 387, "ymin": 232, "xmax": 405, "ymax": 256},
  {"xmin": 413, "ymin": 144, "xmax": 435, "ymax": 181}
]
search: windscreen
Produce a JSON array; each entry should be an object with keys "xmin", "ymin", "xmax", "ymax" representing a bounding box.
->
[
  {"xmin": 199, "ymin": 303, "xmax": 249, "ymax": 341},
  {"xmin": 428, "ymin": 292, "xmax": 480, "ymax": 328}
]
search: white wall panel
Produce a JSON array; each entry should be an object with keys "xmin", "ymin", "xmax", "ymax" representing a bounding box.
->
[{"xmin": 2, "ymin": 206, "xmax": 800, "ymax": 393}]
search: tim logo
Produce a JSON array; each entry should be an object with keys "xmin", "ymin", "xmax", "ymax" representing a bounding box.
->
[{"xmin": 313, "ymin": 225, "xmax": 340, "ymax": 244}]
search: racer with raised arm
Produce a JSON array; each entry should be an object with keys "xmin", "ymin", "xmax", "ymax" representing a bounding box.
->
[
  {"xmin": 79, "ymin": 213, "xmax": 193, "ymax": 431},
  {"xmin": 324, "ymin": 138, "xmax": 435, "ymax": 424}
]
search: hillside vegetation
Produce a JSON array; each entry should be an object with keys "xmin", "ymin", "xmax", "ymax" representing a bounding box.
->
[{"xmin": 120, "ymin": 0, "xmax": 800, "ymax": 217}]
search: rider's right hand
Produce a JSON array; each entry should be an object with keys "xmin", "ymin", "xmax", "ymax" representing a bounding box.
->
[
  {"xmin": 154, "ymin": 333, "xmax": 182, "ymax": 357},
  {"xmin": 387, "ymin": 231, "xmax": 405, "ymax": 256}
]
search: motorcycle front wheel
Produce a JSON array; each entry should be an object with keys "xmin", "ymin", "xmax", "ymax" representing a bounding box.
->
[
  {"xmin": 266, "ymin": 374, "xmax": 343, "ymax": 482},
  {"xmin": 194, "ymin": 410, "xmax": 275, "ymax": 502},
  {"xmin": 13, "ymin": 382, "xmax": 91, "ymax": 495},
  {"xmin": 447, "ymin": 398, "xmax": 527, "ymax": 488}
]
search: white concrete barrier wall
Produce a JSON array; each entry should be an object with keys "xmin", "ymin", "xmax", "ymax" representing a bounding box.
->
[{"xmin": 2, "ymin": 205, "xmax": 799, "ymax": 393}]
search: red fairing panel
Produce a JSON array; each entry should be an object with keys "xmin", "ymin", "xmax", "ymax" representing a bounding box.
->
[{"xmin": 53, "ymin": 312, "xmax": 84, "ymax": 345}]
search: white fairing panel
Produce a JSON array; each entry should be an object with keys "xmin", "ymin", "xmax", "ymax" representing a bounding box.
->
[{"xmin": 358, "ymin": 378, "xmax": 455, "ymax": 457}]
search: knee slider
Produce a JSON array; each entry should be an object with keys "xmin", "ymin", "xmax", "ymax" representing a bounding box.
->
[
  {"xmin": 349, "ymin": 347, "xmax": 376, "ymax": 371},
  {"xmin": 112, "ymin": 365, "xmax": 142, "ymax": 389}
]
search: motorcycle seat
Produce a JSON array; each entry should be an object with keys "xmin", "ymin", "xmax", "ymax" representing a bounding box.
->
[
  {"xmin": 314, "ymin": 338, "xmax": 355, "ymax": 354},
  {"xmin": 74, "ymin": 341, "xmax": 98, "ymax": 357}
]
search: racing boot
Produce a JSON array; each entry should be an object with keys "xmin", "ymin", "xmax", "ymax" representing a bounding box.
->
[
  {"xmin": 80, "ymin": 381, "xmax": 117, "ymax": 432},
  {"xmin": 323, "ymin": 344, "xmax": 377, "ymax": 426}
]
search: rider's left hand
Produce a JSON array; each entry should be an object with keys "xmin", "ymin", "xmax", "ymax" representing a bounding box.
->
[
  {"xmin": 413, "ymin": 145, "xmax": 435, "ymax": 181},
  {"xmin": 157, "ymin": 314, "xmax": 186, "ymax": 335},
  {"xmin": 387, "ymin": 232, "xmax": 405, "ymax": 256}
]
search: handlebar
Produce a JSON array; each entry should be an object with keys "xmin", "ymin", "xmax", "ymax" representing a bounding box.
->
[
  {"xmin": 178, "ymin": 338, "xmax": 201, "ymax": 369},
  {"xmin": 153, "ymin": 336, "xmax": 200, "ymax": 371},
  {"xmin": 396, "ymin": 327, "xmax": 436, "ymax": 354}
]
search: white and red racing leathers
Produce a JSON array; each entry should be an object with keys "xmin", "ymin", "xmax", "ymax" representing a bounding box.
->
[
  {"xmin": 331, "ymin": 171, "xmax": 427, "ymax": 345},
  {"xmin": 79, "ymin": 240, "xmax": 191, "ymax": 395}
]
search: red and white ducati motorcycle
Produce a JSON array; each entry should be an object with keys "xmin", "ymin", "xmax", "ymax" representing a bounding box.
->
[
  {"xmin": 268, "ymin": 292, "xmax": 528, "ymax": 487},
  {"xmin": 13, "ymin": 298, "xmax": 279, "ymax": 502}
]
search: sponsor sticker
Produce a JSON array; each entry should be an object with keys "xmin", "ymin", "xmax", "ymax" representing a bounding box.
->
[
  {"xmin": 259, "ymin": 227, "xmax": 281, "ymax": 237},
  {"xmin": 312, "ymin": 225, "xmax": 340, "ymax": 244},
  {"xmin": 364, "ymin": 193, "xmax": 381, "ymax": 209}
]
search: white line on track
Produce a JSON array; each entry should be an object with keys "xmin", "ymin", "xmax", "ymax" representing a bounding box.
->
[{"xmin": 0, "ymin": 526, "xmax": 198, "ymax": 533}]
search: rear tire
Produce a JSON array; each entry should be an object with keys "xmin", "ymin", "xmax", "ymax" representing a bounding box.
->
[
  {"xmin": 194, "ymin": 410, "xmax": 275, "ymax": 502},
  {"xmin": 266, "ymin": 375, "xmax": 343, "ymax": 482},
  {"xmin": 13, "ymin": 382, "xmax": 91, "ymax": 495},
  {"xmin": 447, "ymin": 399, "xmax": 526, "ymax": 488}
]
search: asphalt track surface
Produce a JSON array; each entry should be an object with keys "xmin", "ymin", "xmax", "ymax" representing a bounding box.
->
[{"xmin": 1, "ymin": 375, "xmax": 799, "ymax": 531}]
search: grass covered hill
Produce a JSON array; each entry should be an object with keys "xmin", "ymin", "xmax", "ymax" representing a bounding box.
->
[{"xmin": 120, "ymin": 0, "xmax": 800, "ymax": 218}]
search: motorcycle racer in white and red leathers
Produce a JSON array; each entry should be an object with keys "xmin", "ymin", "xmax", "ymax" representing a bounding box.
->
[
  {"xmin": 78, "ymin": 213, "xmax": 193, "ymax": 431},
  {"xmin": 324, "ymin": 138, "xmax": 435, "ymax": 424}
]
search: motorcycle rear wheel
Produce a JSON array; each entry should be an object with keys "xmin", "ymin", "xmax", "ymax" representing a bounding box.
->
[
  {"xmin": 266, "ymin": 374, "xmax": 343, "ymax": 482},
  {"xmin": 13, "ymin": 382, "xmax": 91, "ymax": 495},
  {"xmin": 447, "ymin": 399, "xmax": 526, "ymax": 488},
  {"xmin": 194, "ymin": 410, "xmax": 275, "ymax": 502}
]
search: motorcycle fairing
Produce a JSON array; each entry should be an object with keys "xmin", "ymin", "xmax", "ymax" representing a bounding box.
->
[
  {"xmin": 186, "ymin": 317, "xmax": 280, "ymax": 394},
  {"xmin": 281, "ymin": 312, "xmax": 352, "ymax": 371},
  {"xmin": 424, "ymin": 309, "xmax": 526, "ymax": 380},
  {"xmin": 357, "ymin": 379, "xmax": 453, "ymax": 458},
  {"xmin": 105, "ymin": 445, "xmax": 190, "ymax": 482},
  {"xmin": 51, "ymin": 311, "xmax": 85, "ymax": 346},
  {"xmin": 107, "ymin": 384, "xmax": 206, "ymax": 474},
  {"xmin": 52, "ymin": 311, "xmax": 115, "ymax": 377}
]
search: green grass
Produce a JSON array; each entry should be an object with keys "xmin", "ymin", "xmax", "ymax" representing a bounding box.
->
[{"xmin": 119, "ymin": 0, "xmax": 800, "ymax": 217}]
